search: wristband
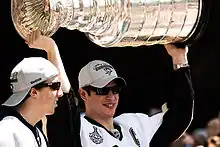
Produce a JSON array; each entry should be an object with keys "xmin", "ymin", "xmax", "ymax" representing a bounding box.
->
[{"xmin": 173, "ymin": 63, "xmax": 189, "ymax": 70}]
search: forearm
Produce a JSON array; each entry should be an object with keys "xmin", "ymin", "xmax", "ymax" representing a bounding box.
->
[
  {"xmin": 166, "ymin": 67, "xmax": 194, "ymax": 140},
  {"xmin": 26, "ymin": 33, "xmax": 71, "ymax": 93},
  {"xmin": 46, "ymin": 41, "xmax": 71, "ymax": 93},
  {"xmin": 150, "ymin": 67, "xmax": 194, "ymax": 146}
]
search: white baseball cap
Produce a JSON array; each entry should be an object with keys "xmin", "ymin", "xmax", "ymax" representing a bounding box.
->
[
  {"xmin": 78, "ymin": 60, "xmax": 126, "ymax": 88},
  {"xmin": 2, "ymin": 57, "xmax": 58, "ymax": 106}
]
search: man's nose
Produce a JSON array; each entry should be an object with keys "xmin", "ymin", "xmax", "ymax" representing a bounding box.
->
[
  {"xmin": 57, "ymin": 88, "xmax": 63, "ymax": 98},
  {"xmin": 106, "ymin": 90, "xmax": 116, "ymax": 99}
]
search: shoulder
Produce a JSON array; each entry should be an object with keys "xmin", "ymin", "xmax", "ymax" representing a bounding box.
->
[
  {"xmin": 115, "ymin": 112, "xmax": 163, "ymax": 120},
  {"xmin": 0, "ymin": 116, "xmax": 29, "ymax": 133},
  {"xmin": 0, "ymin": 116, "xmax": 20, "ymax": 132},
  {"xmin": 0, "ymin": 116, "xmax": 18, "ymax": 127},
  {"xmin": 114, "ymin": 113, "xmax": 149, "ymax": 124},
  {"xmin": 114, "ymin": 113, "xmax": 164, "ymax": 125},
  {"xmin": 115, "ymin": 113, "xmax": 149, "ymax": 118},
  {"xmin": 0, "ymin": 116, "xmax": 19, "ymax": 143}
]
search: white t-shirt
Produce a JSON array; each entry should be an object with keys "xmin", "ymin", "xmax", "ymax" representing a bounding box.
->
[
  {"xmin": 80, "ymin": 112, "xmax": 164, "ymax": 147},
  {"xmin": 0, "ymin": 116, "xmax": 47, "ymax": 147}
]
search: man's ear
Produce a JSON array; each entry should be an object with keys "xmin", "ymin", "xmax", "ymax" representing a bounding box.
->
[
  {"xmin": 29, "ymin": 88, "xmax": 38, "ymax": 97},
  {"xmin": 78, "ymin": 88, "xmax": 88, "ymax": 101}
]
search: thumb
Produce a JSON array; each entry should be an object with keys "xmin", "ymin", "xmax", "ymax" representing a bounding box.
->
[
  {"xmin": 164, "ymin": 44, "xmax": 174, "ymax": 50},
  {"xmin": 27, "ymin": 43, "xmax": 34, "ymax": 48}
]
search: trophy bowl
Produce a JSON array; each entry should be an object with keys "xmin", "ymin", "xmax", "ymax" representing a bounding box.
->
[{"xmin": 11, "ymin": 0, "xmax": 207, "ymax": 47}]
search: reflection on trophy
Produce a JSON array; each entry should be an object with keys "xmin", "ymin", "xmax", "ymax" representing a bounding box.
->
[{"xmin": 11, "ymin": 0, "xmax": 207, "ymax": 47}]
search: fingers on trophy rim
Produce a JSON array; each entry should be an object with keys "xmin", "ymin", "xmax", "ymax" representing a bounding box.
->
[{"xmin": 26, "ymin": 30, "xmax": 41, "ymax": 44}]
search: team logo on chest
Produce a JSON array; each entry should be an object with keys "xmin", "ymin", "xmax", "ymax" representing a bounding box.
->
[{"xmin": 89, "ymin": 126, "xmax": 103, "ymax": 144}]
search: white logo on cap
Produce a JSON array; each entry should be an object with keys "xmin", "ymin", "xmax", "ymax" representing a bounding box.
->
[{"xmin": 93, "ymin": 63, "xmax": 113, "ymax": 75}]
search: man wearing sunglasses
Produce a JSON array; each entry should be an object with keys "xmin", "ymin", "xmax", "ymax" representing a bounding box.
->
[
  {"xmin": 77, "ymin": 43, "xmax": 194, "ymax": 147},
  {"xmin": 0, "ymin": 32, "xmax": 71, "ymax": 147}
]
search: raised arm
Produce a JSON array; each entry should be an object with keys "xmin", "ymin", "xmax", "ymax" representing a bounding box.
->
[
  {"xmin": 26, "ymin": 31, "xmax": 71, "ymax": 93},
  {"xmin": 150, "ymin": 43, "xmax": 194, "ymax": 147}
]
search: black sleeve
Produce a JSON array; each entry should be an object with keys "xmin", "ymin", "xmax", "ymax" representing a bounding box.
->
[
  {"xmin": 150, "ymin": 67, "xmax": 194, "ymax": 147},
  {"xmin": 46, "ymin": 88, "xmax": 81, "ymax": 147}
]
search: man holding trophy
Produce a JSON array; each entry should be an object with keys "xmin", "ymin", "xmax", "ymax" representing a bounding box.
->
[{"xmin": 76, "ymin": 44, "xmax": 194, "ymax": 147}]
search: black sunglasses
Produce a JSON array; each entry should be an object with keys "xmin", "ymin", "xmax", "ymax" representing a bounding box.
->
[
  {"xmin": 83, "ymin": 86, "xmax": 123, "ymax": 95},
  {"xmin": 35, "ymin": 82, "xmax": 61, "ymax": 90}
]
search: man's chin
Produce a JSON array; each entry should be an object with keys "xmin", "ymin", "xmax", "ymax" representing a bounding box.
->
[
  {"xmin": 45, "ymin": 110, "xmax": 55, "ymax": 115},
  {"xmin": 104, "ymin": 111, "xmax": 115, "ymax": 118}
]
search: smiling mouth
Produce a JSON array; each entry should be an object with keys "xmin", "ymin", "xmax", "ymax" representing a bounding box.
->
[{"xmin": 103, "ymin": 103, "xmax": 115, "ymax": 109}]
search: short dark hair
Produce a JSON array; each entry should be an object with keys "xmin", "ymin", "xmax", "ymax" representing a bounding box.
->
[{"xmin": 82, "ymin": 86, "xmax": 92, "ymax": 96}]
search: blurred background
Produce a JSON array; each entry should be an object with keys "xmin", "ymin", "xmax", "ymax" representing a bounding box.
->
[{"xmin": 1, "ymin": 0, "xmax": 220, "ymax": 146}]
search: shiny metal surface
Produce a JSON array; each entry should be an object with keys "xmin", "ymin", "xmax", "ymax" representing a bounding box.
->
[{"xmin": 11, "ymin": 0, "xmax": 202, "ymax": 47}]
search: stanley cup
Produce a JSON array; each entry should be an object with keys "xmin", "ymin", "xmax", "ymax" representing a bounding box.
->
[{"xmin": 11, "ymin": 0, "xmax": 203, "ymax": 47}]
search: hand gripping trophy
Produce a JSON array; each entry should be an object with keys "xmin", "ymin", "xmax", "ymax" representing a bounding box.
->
[{"xmin": 11, "ymin": 0, "xmax": 208, "ymax": 47}]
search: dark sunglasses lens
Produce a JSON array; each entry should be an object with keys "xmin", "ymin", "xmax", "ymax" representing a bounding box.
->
[
  {"xmin": 49, "ymin": 82, "xmax": 61, "ymax": 90},
  {"xmin": 95, "ymin": 86, "xmax": 122, "ymax": 95},
  {"xmin": 96, "ymin": 87, "xmax": 111, "ymax": 95},
  {"xmin": 111, "ymin": 87, "xmax": 122, "ymax": 94}
]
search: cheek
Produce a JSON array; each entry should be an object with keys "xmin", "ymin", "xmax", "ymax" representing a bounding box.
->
[
  {"xmin": 89, "ymin": 97, "xmax": 100, "ymax": 105},
  {"xmin": 112, "ymin": 94, "xmax": 119, "ymax": 104},
  {"xmin": 115, "ymin": 95, "xmax": 119, "ymax": 101},
  {"xmin": 87, "ymin": 97, "xmax": 102, "ymax": 107},
  {"xmin": 48, "ymin": 91, "xmax": 57, "ymax": 101},
  {"xmin": 41, "ymin": 91, "xmax": 55, "ymax": 103}
]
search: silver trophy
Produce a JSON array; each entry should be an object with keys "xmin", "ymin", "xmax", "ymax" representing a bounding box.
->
[{"xmin": 11, "ymin": 0, "xmax": 203, "ymax": 47}]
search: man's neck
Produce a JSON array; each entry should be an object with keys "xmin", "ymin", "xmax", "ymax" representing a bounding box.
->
[
  {"xmin": 17, "ymin": 105, "xmax": 43, "ymax": 126},
  {"xmin": 85, "ymin": 113, "xmax": 114, "ymax": 131}
]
